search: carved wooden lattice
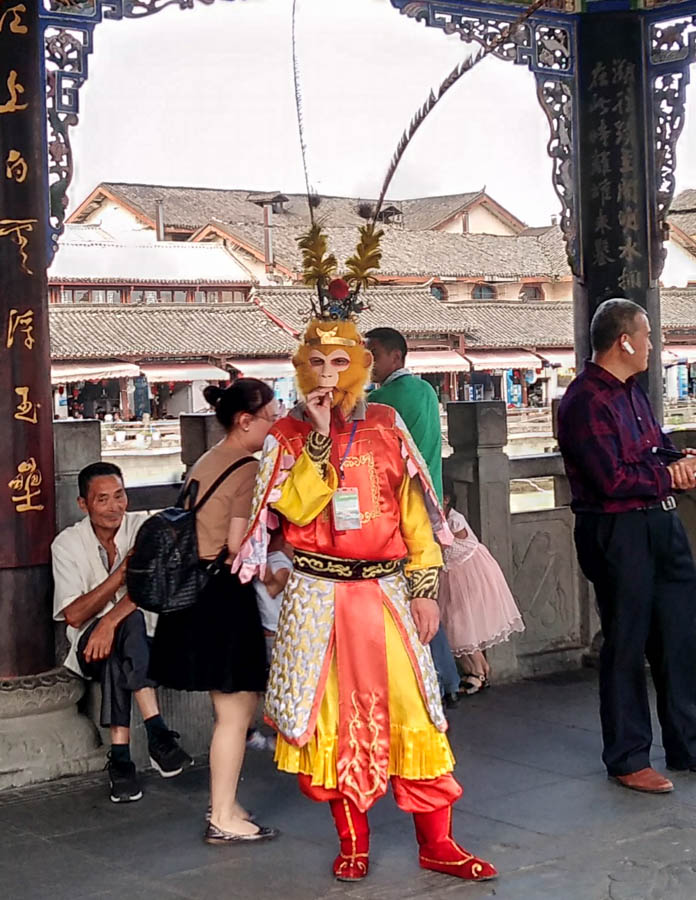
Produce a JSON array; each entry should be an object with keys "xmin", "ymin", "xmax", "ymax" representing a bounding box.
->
[
  {"xmin": 647, "ymin": 14, "xmax": 696, "ymax": 276},
  {"xmin": 36, "ymin": 0, "xmax": 696, "ymax": 275},
  {"xmin": 396, "ymin": 0, "xmax": 579, "ymax": 273}
]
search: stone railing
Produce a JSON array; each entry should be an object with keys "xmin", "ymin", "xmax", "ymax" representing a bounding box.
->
[{"xmin": 444, "ymin": 401, "xmax": 598, "ymax": 680}]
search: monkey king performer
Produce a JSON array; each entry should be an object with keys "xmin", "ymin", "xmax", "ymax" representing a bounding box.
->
[{"xmin": 235, "ymin": 223, "xmax": 497, "ymax": 883}]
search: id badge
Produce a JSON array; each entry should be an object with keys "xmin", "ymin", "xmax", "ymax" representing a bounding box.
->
[{"xmin": 332, "ymin": 487, "xmax": 362, "ymax": 531}]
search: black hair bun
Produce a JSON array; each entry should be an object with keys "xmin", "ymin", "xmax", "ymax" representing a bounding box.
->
[{"xmin": 203, "ymin": 385, "xmax": 224, "ymax": 407}]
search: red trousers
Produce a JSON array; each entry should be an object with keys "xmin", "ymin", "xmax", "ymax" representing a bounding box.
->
[{"xmin": 298, "ymin": 772, "xmax": 462, "ymax": 813}]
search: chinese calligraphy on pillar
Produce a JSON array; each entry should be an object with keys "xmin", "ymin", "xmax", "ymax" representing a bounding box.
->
[
  {"xmin": 580, "ymin": 24, "xmax": 652, "ymax": 310},
  {"xmin": 0, "ymin": 0, "xmax": 55, "ymax": 567}
]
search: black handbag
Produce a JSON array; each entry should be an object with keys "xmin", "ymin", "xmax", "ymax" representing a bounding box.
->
[{"xmin": 126, "ymin": 456, "xmax": 255, "ymax": 614}]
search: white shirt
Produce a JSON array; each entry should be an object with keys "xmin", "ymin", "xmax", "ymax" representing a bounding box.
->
[
  {"xmin": 253, "ymin": 550, "xmax": 293, "ymax": 632},
  {"xmin": 52, "ymin": 511, "xmax": 153, "ymax": 675}
]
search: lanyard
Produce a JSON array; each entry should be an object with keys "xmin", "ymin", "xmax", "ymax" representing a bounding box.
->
[{"xmin": 338, "ymin": 420, "xmax": 359, "ymax": 481}]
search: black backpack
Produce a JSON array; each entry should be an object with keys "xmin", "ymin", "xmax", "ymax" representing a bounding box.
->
[{"xmin": 126, "ymin": 456, "xmax": 255, "ymax": 614}]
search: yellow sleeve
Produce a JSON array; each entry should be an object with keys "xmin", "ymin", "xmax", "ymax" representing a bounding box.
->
[
  {"xmin": 272, "ymin": 437, "xmax": 338, "ymax": 527},
  {"xmin": 398, "ymin": 473, "xmax": 443, "ymax": 575}
]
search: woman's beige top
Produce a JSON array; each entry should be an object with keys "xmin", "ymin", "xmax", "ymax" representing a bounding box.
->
[{"xmin": 188, "ymin": 441, "xmax": 258, "ymax": 560}]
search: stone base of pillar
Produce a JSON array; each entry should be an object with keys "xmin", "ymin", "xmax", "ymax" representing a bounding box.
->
[
  {"xmin": 0, "ymin": 668, "xmax": 102, "ymax": 791},
  {"xmin": 516, "ymin": 647, "xmax": 587, "ymax": 679},
  {"xmin": 484, "ymin": 641, "xmax": 519, "ymax": 682}
]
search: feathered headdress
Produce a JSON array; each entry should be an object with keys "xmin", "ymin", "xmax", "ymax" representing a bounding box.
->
[
  {"xmin": 292, "ymin": 0, "xmax": 549, "ymax": 324},
  {"xmin": 297, "ymin": 221, "xmax": 383, "ymax": 321}
]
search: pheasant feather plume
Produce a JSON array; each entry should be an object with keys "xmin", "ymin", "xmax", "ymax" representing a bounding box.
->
[
  {"xmin": 298, "ymin": 223, "xmax": 338, "ymax": 287},
  {"xmin": 372, "ymin": 0, "xmax": 549, "ymax": 222},
  {"xmin": 345, "ymin": 223, "xmax": 384, "ymax": 292}
]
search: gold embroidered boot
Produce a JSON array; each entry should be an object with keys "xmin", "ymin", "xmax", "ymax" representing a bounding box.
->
[{"xmin": 329, "ymin": 797, "xmax": 370, "ymax": 881}]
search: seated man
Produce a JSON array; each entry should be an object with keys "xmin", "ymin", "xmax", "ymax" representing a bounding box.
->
[{"xmin": 52, "ymin": 462, "xmax": 191, "ymax": 803}]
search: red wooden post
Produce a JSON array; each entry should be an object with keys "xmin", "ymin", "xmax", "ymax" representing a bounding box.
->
[{"xmin": 0, "ymin": 0, "xmax": 56, "ymax": 677}]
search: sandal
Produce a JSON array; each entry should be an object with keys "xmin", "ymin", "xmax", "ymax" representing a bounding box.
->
[{"xmin": 459, "ymin": 673, "xmax": 490, "ymax": 696}]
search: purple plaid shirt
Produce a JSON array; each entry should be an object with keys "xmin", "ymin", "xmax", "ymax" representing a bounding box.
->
[{"xmin": 557, "ymin": 361, "xmax": 674, "ymax": 513}]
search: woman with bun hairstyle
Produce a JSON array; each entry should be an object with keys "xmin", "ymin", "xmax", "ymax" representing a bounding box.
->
[{"xmin": 149, "ymin": 379, "xmax": 280, "ymax": 844}]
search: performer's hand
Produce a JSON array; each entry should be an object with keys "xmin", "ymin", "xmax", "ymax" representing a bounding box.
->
[
  {"xmin": 83, "ymin": 617, "xmax": 116, "ymax": 662},
  {"xmin": 305, "ymin": 388, "xmax": 332, "ymax": 437},
  {"xmin": 411, "ymin": 597, "xmax": 440, "ymax": 645}
]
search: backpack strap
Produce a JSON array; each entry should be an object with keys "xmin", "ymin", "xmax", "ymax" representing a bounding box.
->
[{"xmin": 193, "ymin": 455, "xmax": 256, "ymax": 513}]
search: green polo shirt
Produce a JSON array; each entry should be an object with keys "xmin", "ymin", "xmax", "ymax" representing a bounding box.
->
[{"xmin": 368, "ymin": 372, "xmax": 443, "ymax": 503}]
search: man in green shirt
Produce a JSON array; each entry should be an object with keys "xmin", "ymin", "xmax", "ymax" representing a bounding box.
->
[
  {"xmin": 366, "ymin": 328, "xmax": 444, "ymax": 503},
  {"xmin": 366, "ymin": 327, "xmax": 458, "ymax": 704}
]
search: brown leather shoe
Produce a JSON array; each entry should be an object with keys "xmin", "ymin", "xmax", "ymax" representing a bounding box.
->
[{"xmin": 612, "ymin": 767, "xmax": 674, "ymax": 793}]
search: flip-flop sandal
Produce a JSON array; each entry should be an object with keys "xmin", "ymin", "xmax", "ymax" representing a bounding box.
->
[{"xmin": 459, "ymin": 673, "xmax": 490, "ymax": 696}]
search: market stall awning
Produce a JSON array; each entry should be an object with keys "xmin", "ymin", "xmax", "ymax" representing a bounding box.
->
[
  {"xmin": 464, "ymin": 350, "xmax": 542, "ymax": 371},
  {"xmin": 140, "ymin": 362, "xmax": 229, "ymax": 382},
  {"xmin": 535, "ymin": 349, "xmax": 576, "ymax": 370},
  {"xmin": 228, "ymin": 358, "xmax": 296, "ymax": 379},
  {"xmin": 665, "ymin": 346, "xmax": 696, "ymax": 364},
  {"xmin": 662, "ymin": 349, "xmax": 681, "ymax": 365},
  {"xmin": 51, "ymin": 362, "xmax": 141, "ymax": 384},
  {"xmin": 406, "ymin": 350, "xmax": 468, "ymax": 373}
]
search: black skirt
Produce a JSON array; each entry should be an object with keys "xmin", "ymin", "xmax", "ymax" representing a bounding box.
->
[{"xmin": 148, "ymin": 566, "xmax": 267, "ymax": 693}]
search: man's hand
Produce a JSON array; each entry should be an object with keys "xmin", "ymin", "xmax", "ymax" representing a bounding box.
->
[
  {"xmin": 410, "ymin": 597, "xmax": 440, "ymax": 645},
  {"xmin": 668, "ymin": 457, "xmax": 696, "ymax": 491},
  {"xmin": 305, "ymin": 388, "xmax": 332, "ymax": 437},
  {"xmin": 83, "ymin": 616, "xmax": 116, "ymax": 663}
]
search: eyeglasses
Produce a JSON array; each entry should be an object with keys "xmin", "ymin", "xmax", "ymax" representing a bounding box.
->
[{"xmin": 251, "ymin": 411, "xmax": 281, "ymax": 424}]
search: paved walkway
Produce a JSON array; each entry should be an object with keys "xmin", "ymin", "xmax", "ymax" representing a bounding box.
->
[{"xmin": 4, "ymin": 669, "xmax": 696, "ymax": 900}]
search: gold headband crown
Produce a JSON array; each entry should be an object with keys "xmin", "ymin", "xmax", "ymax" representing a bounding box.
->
[{"xmin": 307, "ymin": 326, "xmax": 358, "ymax": 348}]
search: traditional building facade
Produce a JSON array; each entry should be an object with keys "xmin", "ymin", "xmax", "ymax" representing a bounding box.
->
[{"xmin": 47, "ymin": 184, "xmax": 696, "ymax": 414}]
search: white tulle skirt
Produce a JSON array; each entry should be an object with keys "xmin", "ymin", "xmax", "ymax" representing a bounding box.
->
[{"xmin": 439, "ymin": 543, "xmax": 525, "ymax": 656}]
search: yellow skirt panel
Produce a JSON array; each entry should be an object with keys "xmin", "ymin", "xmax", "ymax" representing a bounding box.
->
[{"xmin": 275, "ymin": 605, "xmax": 455, "ymax": 785}]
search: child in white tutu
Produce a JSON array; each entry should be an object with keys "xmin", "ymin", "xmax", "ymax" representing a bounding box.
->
[{"xmin": 439, "ymin": 477, "xmax": 524, "ymax": 694}]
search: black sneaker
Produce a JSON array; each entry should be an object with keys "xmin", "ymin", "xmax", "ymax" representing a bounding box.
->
[
  {"xmin": 148, "ymin": 729, "xmax": 193, "ymax": 778},
  {"xmin": 106, "ymin": 753, "xmax": 143, "ymax": 803}
]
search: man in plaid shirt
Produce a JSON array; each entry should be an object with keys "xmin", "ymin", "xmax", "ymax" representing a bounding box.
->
[{"xmin": 558, "ymin": 298, "xmax": 696, "ymax": 794}]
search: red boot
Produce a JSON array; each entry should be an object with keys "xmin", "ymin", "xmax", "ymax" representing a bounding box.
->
[
  {"xmin": 329, "ymin": 797, "xmax": 370, "ymax": 881},
  {"xmin": 413, "ymin": 805, "xmax": 497, "ymax": 881}
]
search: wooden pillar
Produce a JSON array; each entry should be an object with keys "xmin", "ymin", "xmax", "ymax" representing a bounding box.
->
[
  {"xmin": 0, "ymin": 2, "xmax": 56, "ymax": 677},
  {"xmin": 574, "ymin": 15, "xmax": 663, "ymax": 417}
]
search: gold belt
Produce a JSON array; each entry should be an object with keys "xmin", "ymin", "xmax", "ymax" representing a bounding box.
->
[{"xmin": 293, "ymin": 550, "xmax": 405, "ymax": 582}]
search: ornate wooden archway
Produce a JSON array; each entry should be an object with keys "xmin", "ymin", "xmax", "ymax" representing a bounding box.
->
[{"xmin": 1, "ymin": 0, "xmax": 696, "ymax": 683}]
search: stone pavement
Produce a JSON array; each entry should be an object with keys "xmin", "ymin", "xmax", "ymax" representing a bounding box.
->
[{"xmin": 3, "ymin": 669, "xmax": 696, "ymax": 900}]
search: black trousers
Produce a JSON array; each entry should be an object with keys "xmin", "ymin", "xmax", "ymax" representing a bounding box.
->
[
  {"xmin": 78, "ymin": 609, "xmax": 156, "ymax": 729},
  {"xmin": 575, "ymin": 507, "xmax": 696, "ymax": 775}
]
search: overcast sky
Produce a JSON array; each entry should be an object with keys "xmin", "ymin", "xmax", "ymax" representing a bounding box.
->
[{"xmin": 70, "ymin": 0, "xmax": 696, "ymax": 228}]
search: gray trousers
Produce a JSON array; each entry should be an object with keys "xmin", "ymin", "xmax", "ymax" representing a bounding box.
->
[{"xmin": 77, "ymin": 610, "xmax": 156, "ymax": 728}]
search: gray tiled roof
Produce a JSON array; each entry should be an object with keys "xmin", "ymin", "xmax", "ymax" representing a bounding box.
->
[
  {"xmin": 458, "ymin": 302, "xmax": 573, "ymax": 348},
  {"xmin": 253, "ymin": 287, "xmax": 575, "ymax": 347},
  {"xmin": 48, "ymin": 302, "xmax": 296, "ymax": 360},
  {"xmin": 47, "ymin": 287, "xmax": 696, "ymax": 362},
  {"xmin": 669, "ymin": 211, "xmax": 696, "ymax": 238},
  {"xmin": 252, "ymin": 286, "xmax": 469, "ymax": 337},
  {"xmin": 661, "ymin": 288, "xmax": 696, "ymax": 330},
  {"xmin": 672, "ymin": 190, "xmax": 696, "ymax": 212},
  {"xmin": 83, "ymin": 183, "xmax": 513, "ymax": 233},
  {"xmin": 226, "ymin": 222, "xmax": 571, "ymax": 280},
  {"xmin": 397, "ymin": 191, "xmax": 485, "ymax": 230},
  {"xmin": 89, "ymin": 183, "xmax": 387, "ymax": 230}
]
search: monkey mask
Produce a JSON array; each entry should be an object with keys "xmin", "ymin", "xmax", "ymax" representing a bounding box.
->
[
  {"xmin": 292, "ymin": 222, "xmax": 383, "ymax": 418},
  {"xmin": 293, "ymin": 317, "xmax": 373, "ymax": 420}
]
